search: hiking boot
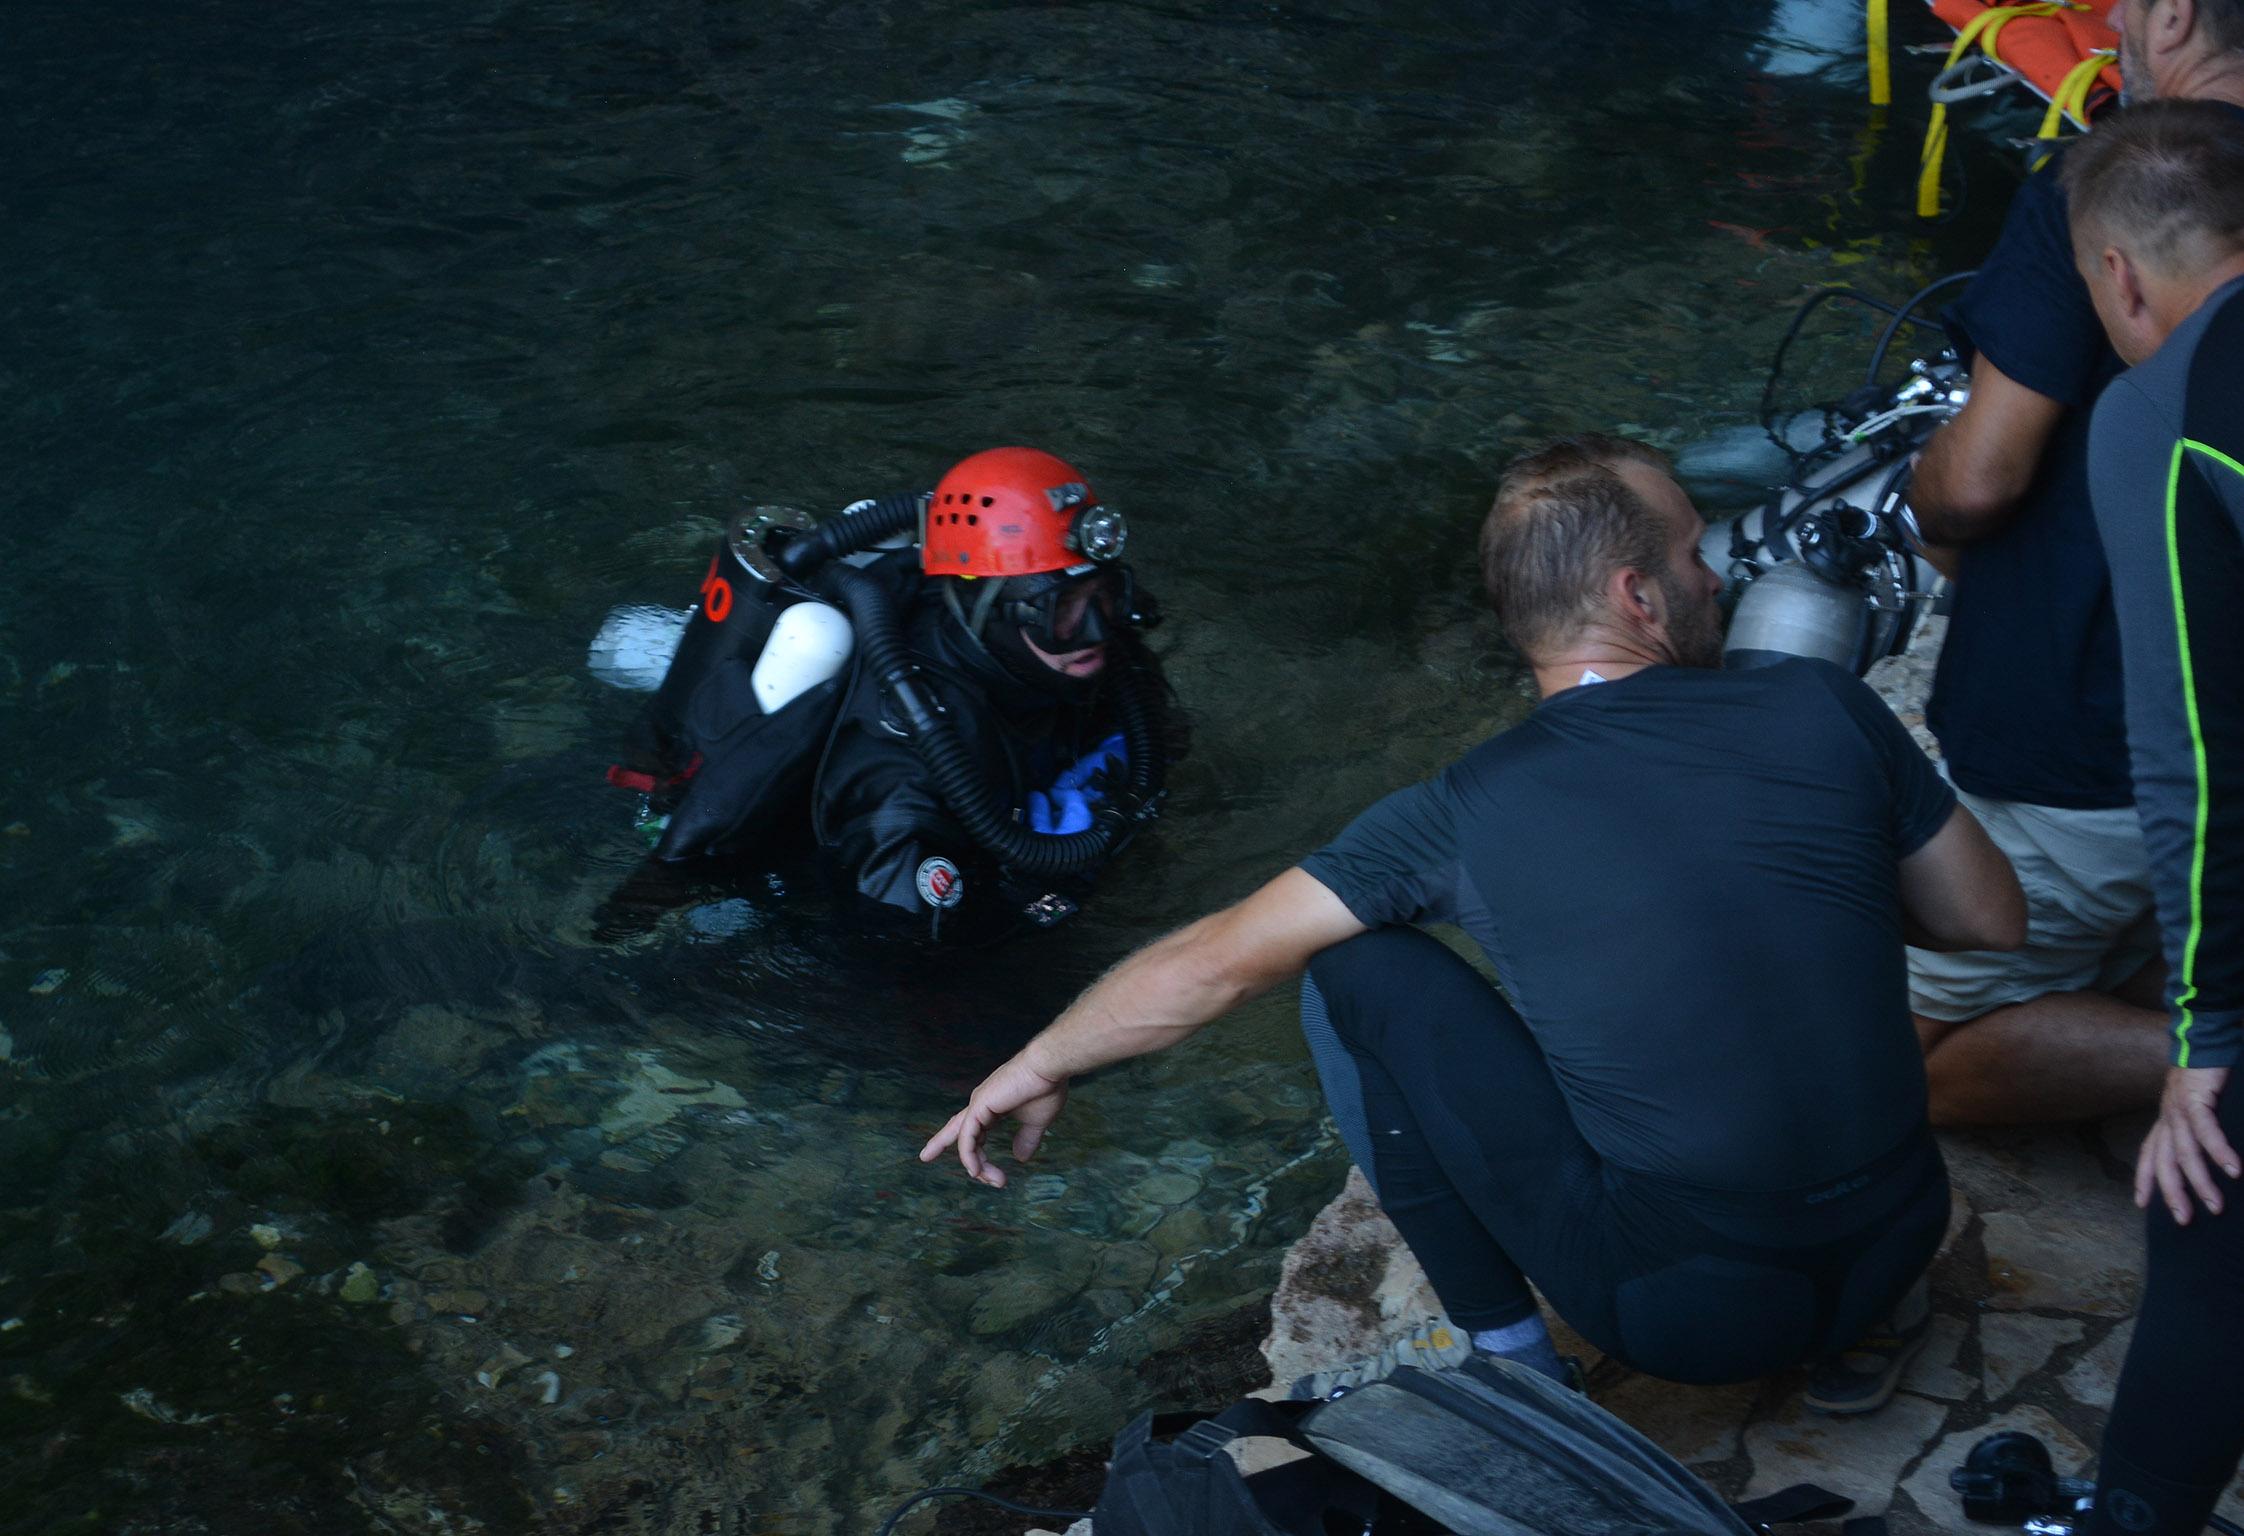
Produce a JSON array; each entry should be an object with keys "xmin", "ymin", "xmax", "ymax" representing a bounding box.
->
[
  {"xmin": 1286, "ymin": 1317, "xmax": 1475, "ymax": 1401},
  {"xmin": 1804, "ymin": 1281, "xmax": 1933, "ymax": 1415}
]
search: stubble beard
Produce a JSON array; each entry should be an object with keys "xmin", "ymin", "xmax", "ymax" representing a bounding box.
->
[{"xmin": 1662, "ymin": 575, "xmax": 1729, "ymax": 670}]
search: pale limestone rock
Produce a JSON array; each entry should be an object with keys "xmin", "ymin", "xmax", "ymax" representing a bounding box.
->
[
  {"xmin": 1864, "ymin": 615, "xmax": 1946, "ymax": 758},
  {"xmin": 1944, "ymin": 1126, "xmax": 2126, "ymax": 1225},
  {"xmin": 2062, "ymin": 1319, "xmax": 2133, "ymax": 1410},
  {"xmin": 1260, "ymin": 1167, "xmax": 1441, "ymax": 1390},
  {"xmin": 1742, "ymin": 1391, "xmax": 1952, "ymax": 1515},
  {"xmin": 1982, "ymin": 1211, "xmax": 2142, "ymax": 1316},
  {"xmin": 1905, "ymin": 1314, "xmax": 1976, "ymax": 1402},
  {"xmin": 1897, "ymin": 1404, "xmax": 2089, "ymax": 1536},
  {"xmin": 1980, "ymin": 1314, "xmax": 2085, "ymax": 1401}
]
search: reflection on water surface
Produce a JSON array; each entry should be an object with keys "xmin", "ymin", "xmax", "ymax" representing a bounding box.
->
[{"xmin": 0, "ymin": 0, "xmax": 2007, "ymax": 1528}]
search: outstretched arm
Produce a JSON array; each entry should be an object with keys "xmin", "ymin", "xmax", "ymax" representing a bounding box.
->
[{"xmin": 919, "ymin": 868, "xmax": 1366, "ymax": 1186}]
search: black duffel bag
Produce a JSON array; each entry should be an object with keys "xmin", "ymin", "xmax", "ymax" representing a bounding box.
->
[{"xmin": 1094, "ymin": 1355, "xmax": 1874, "ymax": 1536}]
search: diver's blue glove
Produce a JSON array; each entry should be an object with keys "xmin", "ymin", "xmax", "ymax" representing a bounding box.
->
[
  {"xmin": 1026, "ymin": 734, "xmax": 1127, "ymax": 835},
  {"xmin": 1026, "ymin": 788, "xmax": 1094, "ymax": 835}
]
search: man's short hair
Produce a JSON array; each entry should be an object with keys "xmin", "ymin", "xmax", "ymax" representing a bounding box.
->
[
  {"xmin": 2063, "ymin": 100, "xmax": 2244, "ymax": 276},
  {"xmin": 1481, "ymin": 435, "xmax": 1675, "ymax": 660},
  {"xmin": 2202, "ymin": 0, "xmax": 2244, "ymax": 54}
]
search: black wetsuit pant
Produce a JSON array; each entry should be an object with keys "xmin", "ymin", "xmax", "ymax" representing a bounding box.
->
[
  {"xmin": 2090, "ymin": 1085, "xmax": 2244, "ymax": 1536},
  {"xmin": 1299, "ymin": 927, "xmax": 1950, "ymax": 1385}
]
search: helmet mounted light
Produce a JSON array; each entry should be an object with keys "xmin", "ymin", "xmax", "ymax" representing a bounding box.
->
[{"xmin": 1067, "ymin": 502, "xmax": 1128, "ymax": 563}]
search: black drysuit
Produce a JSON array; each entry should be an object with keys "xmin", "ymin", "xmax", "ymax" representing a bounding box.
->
[{"xmin": 813, "ymin": 564, "xmax": 1141, "ymax": 943}]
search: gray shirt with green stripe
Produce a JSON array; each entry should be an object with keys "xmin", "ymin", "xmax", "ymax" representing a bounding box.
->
[{"xmin": 2089, "ymin": 275, "xmax": 2244, "ymax": 1068}]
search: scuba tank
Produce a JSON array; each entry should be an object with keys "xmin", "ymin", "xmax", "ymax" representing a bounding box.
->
[
  {"xmin": 1708, "ymin": 297, "xmax": 1970, "ymax": 675},
  {"xmin": 1712, "ymin": 436, "xmax": 1925, "ymax": 672}
]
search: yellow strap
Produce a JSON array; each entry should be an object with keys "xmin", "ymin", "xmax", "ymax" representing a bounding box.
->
[
  {"xmin": 1869, "ymin": 0, "xmax": 1893, "ymax": 105},
  {"xmin": 2037, "ymin": 48, "xmax": 2113, "ymax": 138},
  {"xmin": 2024, "ymin": 49, "xmax": 2112, "ymax": 170},
  {"xmin": 1916, "ymin": 2, "xmax": 2074, "ymax": 218}
]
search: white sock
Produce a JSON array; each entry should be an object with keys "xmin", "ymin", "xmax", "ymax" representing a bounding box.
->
[{"xmin": 1471, "ymin": 1315, "xmax": 1567, "ymax": 1382}]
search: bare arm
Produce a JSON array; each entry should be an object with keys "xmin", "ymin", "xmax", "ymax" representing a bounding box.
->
[
  {"xmin": 918, "ymin": 868, "xmax": 1367, "ymax": 1186},
  {"xmin": 1898, "ymin": 803, "xmax": 2025, "ymax": 952},
  {"xmin": 1909, "ymin": 354, "xmax": 2067, "ymax": 576}
]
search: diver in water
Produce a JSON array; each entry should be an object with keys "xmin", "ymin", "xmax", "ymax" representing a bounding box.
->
[{"xmin": 597, "ymin": 447, "xmax": 1178, "ymax": 945}]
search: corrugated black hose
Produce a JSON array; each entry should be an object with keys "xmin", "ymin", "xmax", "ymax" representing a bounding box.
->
[
  {"xmin": 814, "ymin": 559, "xmax": 1162, "ymax": 878},
  {"xmin": 771, "ymin": 489, "xmax": 923, "ymax": 577}
]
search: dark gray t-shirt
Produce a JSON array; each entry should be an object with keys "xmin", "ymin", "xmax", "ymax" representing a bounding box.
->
[
  {"xmin": 2089, "ymin": 276, "xmax": 2244, "ymax": 1068},
  {"xmin": 1300, "ymin": 660, "xmax": 1955, "ymax": 1191}
]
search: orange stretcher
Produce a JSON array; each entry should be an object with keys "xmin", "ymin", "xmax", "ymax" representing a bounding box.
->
[{"xmin": 1866, "ymin": 0, "xmax": 2123, "ymax": 216}]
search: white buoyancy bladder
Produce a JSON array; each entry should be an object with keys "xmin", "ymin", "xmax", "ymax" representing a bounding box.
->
[{"xmin": 750, "ymin": 600, "xmax": 854, "ymax": 713}]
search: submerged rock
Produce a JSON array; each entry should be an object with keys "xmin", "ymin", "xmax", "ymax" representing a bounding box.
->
[
  {"xmin": 476, "ymin": 1343, "xmax": 532, "ymax": 1389},
  {"xmin": 597, "ymin": 1053, "xmax": 747, "ymax": 1141},
  {"xmin": 160, "ymin": 1212, "xmax": 215, "ymax": 1246},
  {"xmin": 255, "ymin": 1254, "xmax": 305, "ymax": 1289}
]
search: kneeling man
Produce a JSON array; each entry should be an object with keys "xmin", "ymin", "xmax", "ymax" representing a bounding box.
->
[{"xmin": 922, "ymin": 436, "xmax": 2023, "ymax": 1408}]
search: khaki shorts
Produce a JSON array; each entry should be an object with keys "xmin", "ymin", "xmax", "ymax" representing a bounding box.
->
[{"xmin": 1906, "ymin": 782, "xmax": 2159, "ymax": 1023}]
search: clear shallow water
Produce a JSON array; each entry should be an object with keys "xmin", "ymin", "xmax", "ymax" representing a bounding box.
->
[{"xmin": 0, "ymin": 2, "xmax": 2007, "ymax": 1529}]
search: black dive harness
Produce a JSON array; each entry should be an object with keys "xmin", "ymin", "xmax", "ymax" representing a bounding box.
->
[{"xmin": 774, "ymin": 493, "xmax": 1167, "ymax": 879}]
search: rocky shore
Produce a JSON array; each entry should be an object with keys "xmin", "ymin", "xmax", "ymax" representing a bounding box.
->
[{"xmin": 1012, "ymin": 1104, "xmax": 2241, "ymax": 1536}]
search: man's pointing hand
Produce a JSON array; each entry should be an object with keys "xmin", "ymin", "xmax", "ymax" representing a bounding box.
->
[{"xmin": 919, "ymin": 1055, "xmax": 1069, "ymax": 1188}]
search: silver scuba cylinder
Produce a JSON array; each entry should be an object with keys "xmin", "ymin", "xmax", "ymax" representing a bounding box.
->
[
  {"xmin": 1725, "ymin": 562, "xmax": 1871, "ymax": 670},
  {"xmin": 1707, "ymin": 355, "xmax": 1962, "ymax": 675}
]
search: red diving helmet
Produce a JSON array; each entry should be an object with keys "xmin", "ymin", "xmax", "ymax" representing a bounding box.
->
[{"xmin": 921, "ymin": 447, "xmax": 1128, "ymax": 578}]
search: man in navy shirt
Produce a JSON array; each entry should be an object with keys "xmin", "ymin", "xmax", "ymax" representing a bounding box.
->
[
  {"xmin": 1901, "ymin": 0, "xmax": 2244, "ymax": 1126},
  {"xmin": 923, "ymin": 437, "xmax": 2022, "ymax": 1411}
]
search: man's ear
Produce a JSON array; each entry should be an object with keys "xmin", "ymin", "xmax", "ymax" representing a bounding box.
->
[
  {"xmin": 2105, "ymin": 246, "xmax": 2152, "ymax": 322},
  {"xmin": 1609, "ymin": 564, "xmax": 1661, "ymax": 630},
  {"xmin": 2166, "ymin": 0, "xmax": 2199, "ymax": 50}
]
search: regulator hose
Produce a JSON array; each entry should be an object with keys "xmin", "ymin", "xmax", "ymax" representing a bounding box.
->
[
  {"xmin": 773, "ymin": 490, "xmax": 925, "ymax": 578},
  {"xmin": 1863, "ymin": 269, "xmax": 1978, "ymax": 388},
  {"xmin": 815, "ymin": 560, "xmax": 1163, "ymax": 878}
]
